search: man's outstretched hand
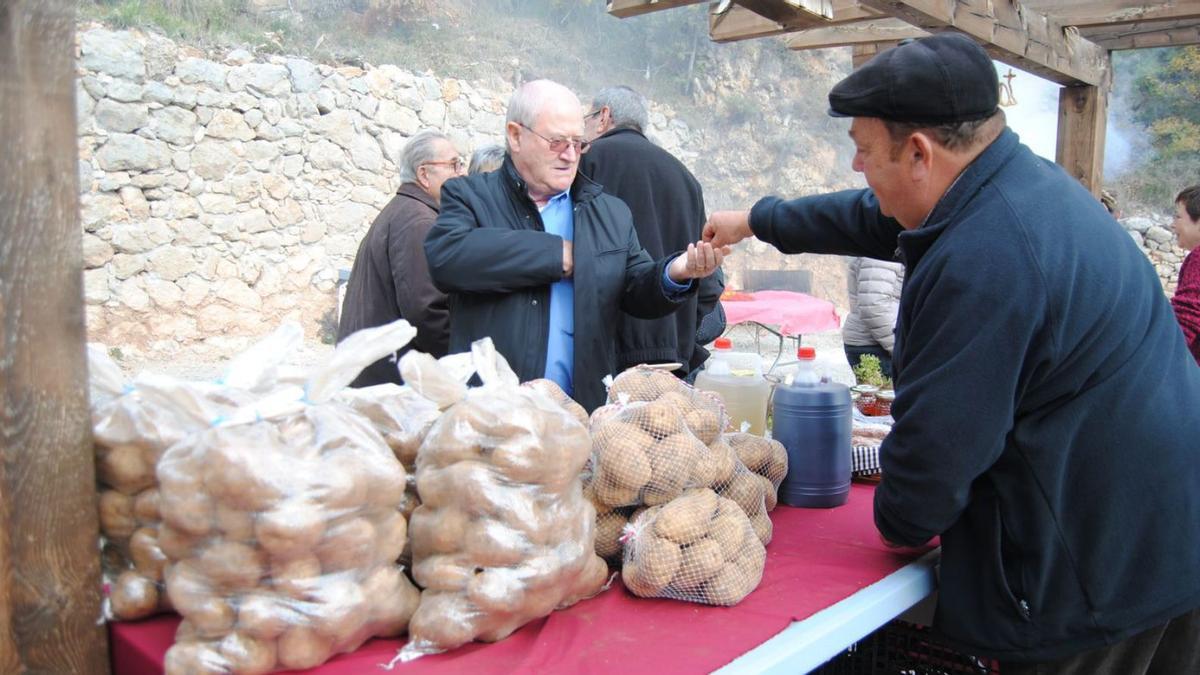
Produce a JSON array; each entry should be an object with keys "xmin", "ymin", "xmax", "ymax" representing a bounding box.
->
[
  {"xmin": 667, "ymin": 241, "xmax": 731, "ymax": 283},
  {"xmin": 703, "ymin": 210, "xmax": 754, "ymax": 248}
]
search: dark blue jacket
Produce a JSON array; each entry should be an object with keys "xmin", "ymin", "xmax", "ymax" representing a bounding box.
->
[
  {"xmin": 425, "ymin": 158, "xmax": 692, "ymax": 412},
  {"xmin": 750, "ymin": 129, "xmax": 1200, "ymax": 661}
]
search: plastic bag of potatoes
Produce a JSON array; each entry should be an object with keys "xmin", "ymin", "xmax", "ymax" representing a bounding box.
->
[
  {"xmin": 89, "ymin": 340, "xmax": 274, "ymax": 622},
  {"xmin": 621, "ymin": 488, "xmax": 765, "ymax": 606},
  {"xmin": 152, "ymin": 320, "xmax": 423, "ymax": 674},
  {"xmin": 399, "ymin": 340, "xmax": 608, "ymax": 662}
]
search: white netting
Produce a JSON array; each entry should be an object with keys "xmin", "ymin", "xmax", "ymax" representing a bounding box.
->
[{"xmin": 620, "ymin": 488, "xmax": 765, "ymax": 606}]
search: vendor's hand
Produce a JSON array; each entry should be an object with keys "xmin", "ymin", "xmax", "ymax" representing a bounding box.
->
[
  {"xmin": 562, "ymin": 240, "xmax": 574, "ymax": 279},
  {"xmin": 879, "ymin": 531, "xmax": 930, "ymax": 552},
  {"xmin": 703, "ymin": 210, "xmax": 754, "ymax": 248},
  {"xmin": 668, "ymin": 241, "xmax": 730, "ymax": 283}
]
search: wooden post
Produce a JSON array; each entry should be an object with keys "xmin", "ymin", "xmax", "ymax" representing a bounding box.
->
[
  {"xmin": 0, "ymin": 1, "xmax": 110, "ymax": 672},
  {"xmin": 1055, "ymin": 83, "xmax": 1108, "ymax": 195}
]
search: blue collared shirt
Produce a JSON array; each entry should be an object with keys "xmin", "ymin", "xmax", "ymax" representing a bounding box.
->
[{"xmin": 540, "ymin": 190, "xmax": 693, "ymax": 395}]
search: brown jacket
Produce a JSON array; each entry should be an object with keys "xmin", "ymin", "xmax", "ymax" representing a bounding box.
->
[{"xmin": 337, "ymin": 182, "xmax": 449, "ymax": 386}]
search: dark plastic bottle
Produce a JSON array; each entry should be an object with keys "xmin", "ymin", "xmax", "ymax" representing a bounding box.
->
[{"xmin": 773, "ymin": 347, "xmax": 852, "ymax": 508}]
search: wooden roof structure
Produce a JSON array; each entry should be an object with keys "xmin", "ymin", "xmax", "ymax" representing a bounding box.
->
[{"xmin": 607, "ymin": 0, "xmax": 1200, "ymax": 193}]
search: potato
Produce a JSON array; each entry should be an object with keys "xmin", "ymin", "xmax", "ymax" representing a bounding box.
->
[
  {"xmin": 594, "ymin": 509, "xmax": 629, "ymax": 560},
  {"xmin": 653, "ymin": 489, "xmax": 718, "ymax": 546},
  {"xmin": 463, "ymin": 518, "xmax": 532, "ymax": 568},
  {"xmin": 175, "ymin": 619, "xmax": 199, "ymax": 643},
  {"xmin": 164, "ymin": 642, "xmax": 225, "ymax": 675},
  {"xmin": 315, "ymin": 517, "xmax": 377, "ymax": 573},
  {"xmin": 706, "ymin": 440, "xmax": 738, "ymax": 488},
  {"xmin": 159, "ymin": 487, "xmax": 215, "ymax": 538},
  {"xmin": 467, "ymin": 567, "xmax": 526, "ymax": 614},
  {"xmin": 755, "ymin": 474, "xmax": 778, "ymax": 512},
  {"xmin": 591, "ymin": 470, "xmax": 643, "ymax": 508},
  {"xmin": 523, "ymin": 378, "xmax": 588, "ymax": 427},
  {"xmin": 563, "ymin": 553, "xmax": 610, "ymax": 606},
  {"xmin": 593, "ymin": 422, "xmax": 653, "ymax": 491},
  {"xmin": 213, "ymin": 504, "xmax": 256, "ymax": 543},
  {"xmin": 765, "ymin": 440, "xmax": 789, "ymax": 485},
  {"xmin": 643, "ymin": 433, "xmax": 705, "ymax": 505},
  {"xmin": 738, "ymin": 535, "xmax": 768, "ymax": 577},
  {"xmin": 277, "ymin": 626, "xmax": 334, "ymax": 671},
  {"xmin": 728, "ymin": 433, "xmax": 771, "ymax": 472},
  {"xmin": 190, "ymin": 596, "xmax": 237, "ymax": 638},
  {"xmin": 750, "ymin": 510, "xmax": 774, "ymax": 546},
  {"xmin": 409, "ymin": 506, "xmax": 470, "ymax": 558},
  {"xmin": 671, "ymin": 537, "xmax": 725, "ymax": 593},
  {"xmin": 704, "ymin": 561, "xmax": 759, "ymax": 606},
  {"xmin": 156, "ymin": 524, "xmax": 199, "ymax": 561},
  {"xmin": 362, "ymin": 565, "xmax": 421, "ymax": 637},
  {"xmin": 407, "ymin": 592, "xmax": 480, "ymax": 651},
  {"xmin": 489, "ymin": 435, "xmax": 551, "ymax": 484},
  {"xmin": 588, "ymin": 404, "xmax": 623, "ymax": 428},
  {"xmin": 710, "ymin": 507, "xmax": 751, "ymax": 557},
  {"xmin": 98, "ymin": 443, "xmax": 155, "ymax": 494},
  {"xmin": 683, "ymin": 408, "xmax": 722, "ymax": 445},
  {"xmin": 270, "ymin": 555, "xmax": 322, "ymax": 600},
  {"xmin": 416, "ymin": 461, "xmax": 496, "ymax": 512},
  {"xmin": 412, "ymin": 555, "xmax": 474, "ymax": 592},
  {"xmin": 203, "ymin": 443, "xmax": 285, "ymax": 512},
  {"xmin": 374, "ymin": 510, "xmax": 408, "ymax": 565},
  {"xmin": 255, "ymin": 499, "xmax": 325, "ymax": 561},
  {"xmin": 110, "ymin": 570, "xmax": 159, "ymax": 620},
  {"xmin": 625, "ymin": 534, "xmax": 680, "ymax": 596},
  {"xmin": 237, "ymin": 593, "xmax": 292, "ymax": 641},
  {"xmin": 98, "ymin": 489, "xmax": 136, "ymax": 539},
  {"xmin": 133, "ymin": 488, "xmax": 161, "ymax": 524},
  {"xmin": 129, "ymin": 527, "xmax": 168, "ymax": 581},
  {"xmin": 637, "ymin": 400, "xmax": 685, "ymax": 439},
  {"xmin": 609, "ymin": 367, "xmax": 682, "ymax": 402},
  {"xmin": 312, "ymin": 451, "xmax": 370, "ymax": 512},
  {"xmin": 310, "ymin": 577, "xmax": 369, "ymax": 649},
  {"xmin": 165, "ymin": 560, "xmax": 213, "ymax": 616},
  {"xmin": 721, "ymin": 472, "xmax": 767, "ymax": 517},
  {"xmin": 688, "ymin": 453, "xmax": 721, "ymax": 488},
  {"xmin": 218, "ymin": 633, "xmax": 277, "ymax": 675},
  {"xmin": 198, "ymin": 541, "xmax": 265, "ymax": 591}
]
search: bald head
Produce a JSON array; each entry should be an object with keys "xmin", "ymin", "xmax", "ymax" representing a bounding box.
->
[{"xmin": 505, "ymin": 79, "xmax": 588, "ymax": 204}]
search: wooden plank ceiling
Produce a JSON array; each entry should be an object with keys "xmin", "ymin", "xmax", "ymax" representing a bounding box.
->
[{"xmin": 608, "ymin": 1, "xmax": 1200, "ymax": 86}]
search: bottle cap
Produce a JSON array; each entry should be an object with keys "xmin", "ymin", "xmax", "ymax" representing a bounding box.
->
[
  {"xmin": 797, "ymin": 346, "xmax": 816, "ymax": 360},
  {"xmin": 714, "ymin": 337, "xmax": 733, "ymax": 350}
]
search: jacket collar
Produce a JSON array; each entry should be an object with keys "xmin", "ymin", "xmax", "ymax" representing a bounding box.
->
[
  {"xmin": 897, "ymin": 127, "xmax": 1021, "ymax": 267},
  {"xmin": 500, "ymin": 155, "xmax": 604, "ymax": 205},
  {"xmin": 395, "ymin": 182, "xmax": 439, "ymax": 211},
  {"xmin": 597, "ymin": 126, "xmax": 647, "ymax": 142}
]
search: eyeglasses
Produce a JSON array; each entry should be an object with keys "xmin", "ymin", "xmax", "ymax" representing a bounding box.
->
[
  {"xmin": 584, "ymin": 109, "xmax": 602, "ymax": 120},
  {"xmin": 518, "ymin": 123, "xmax": 590, "ymax": 154},
  {"xmin": 422, "ymin": 157, "xmax": 465, "ymax": 172}
]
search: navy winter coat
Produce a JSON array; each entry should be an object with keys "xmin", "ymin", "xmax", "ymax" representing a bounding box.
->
[{"xmin": 749, "ymin": 128, "xmax": 1200, "ymax": 661}]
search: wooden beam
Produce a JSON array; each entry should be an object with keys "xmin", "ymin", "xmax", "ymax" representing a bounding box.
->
[
  {"xmin": 711, "ymin": 0, "xmax": 882, "ymax": 43},
  {"xmin": 0, "ymin": 1, "xmax": 109, "ymax": 672},
  {"xmin": 607, "ymin": 0, "xmax": 708, "ymax": 18},
  {"xmin": 1081, "ymin": 19, "xmax": 1200, "ymax": 49},
  {"xmin": 1026, "ymin": 1, "xmax": 1200, "ymax": 29},
  {"xmin": 787, "ymin": 17, "xmax": 928, "ymax": 49},
  {"xmin": 1056, "ymin": 84, "xmax": 1108, "ymax": 195},
  {"xmin": 856, "ymin": 0, "xmax": 1109, "ymax": 86},
  {"xmin": 733, "ymin": 0, "xmax": 831, "ymax": 24},
  {"xmin": 852, "ymin": 40, "xmax": 904, "ymax": 67}
]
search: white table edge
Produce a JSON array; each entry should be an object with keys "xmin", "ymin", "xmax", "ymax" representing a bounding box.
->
[{"xmin": 713, "ymin": 547, "xmax": 941, "ymax": 675}]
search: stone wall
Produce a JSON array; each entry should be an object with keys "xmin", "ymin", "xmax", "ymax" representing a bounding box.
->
[{"xmin": 1122, "ymin": 214, "xmax": 1186, "ymax": 294}]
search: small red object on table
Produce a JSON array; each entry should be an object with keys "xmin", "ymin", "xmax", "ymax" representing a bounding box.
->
[{"xmin": 110, "ymin": 484, "xmax": 931, "ymax": 675}]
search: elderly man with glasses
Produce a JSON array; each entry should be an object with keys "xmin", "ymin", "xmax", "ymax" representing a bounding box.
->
[
  {"xmin": 337, "ymin": 128, "xmax": 465, "ymax": 386},
  {"xmin": 425, "ymin": 79, "xmax": 727, "ymax": 411}
]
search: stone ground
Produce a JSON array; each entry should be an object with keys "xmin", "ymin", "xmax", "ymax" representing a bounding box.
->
[{"xmin": 113, "ymin": 326, "xmax": 853, "ymax": 387}]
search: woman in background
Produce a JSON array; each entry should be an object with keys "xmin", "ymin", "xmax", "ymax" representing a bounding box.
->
[
  {"xmin": 1170, "ymin": 184, "xmax": 1200, "ymax": 366},
  {"xmin": 468, "ymin": 144, "xmax": 505, "ymax": 175},
  {"xmin": 843, "ymin": 257, "xmax": 904, "ymax": 379}
]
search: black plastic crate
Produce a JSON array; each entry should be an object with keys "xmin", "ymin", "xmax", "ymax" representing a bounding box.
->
[{"xmin": 813, "ymin": 620, "xmax": 999, "ymax": 675}]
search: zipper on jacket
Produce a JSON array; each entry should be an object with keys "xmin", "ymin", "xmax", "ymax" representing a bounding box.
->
[{"xmin": 1018, "ymin": 598, "xmax": 1031, "ymax": 621}]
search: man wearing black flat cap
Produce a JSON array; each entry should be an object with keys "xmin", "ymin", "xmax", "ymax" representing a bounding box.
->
[{"xmin": 706, "ymin": 32, "xmax": 1200, "ymax": 673}]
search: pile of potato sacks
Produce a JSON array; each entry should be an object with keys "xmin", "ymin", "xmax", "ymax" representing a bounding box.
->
[
  {"xmin": 401, "ymin": 375, "xmax": 607, "ymax": 661},
  {"xmin": 586, "ymin": 366, "xmax": 788, "ymax": 606},
  {"xmin": 90, "ymin": 350, "xmax": 253, "ymax": 622}
]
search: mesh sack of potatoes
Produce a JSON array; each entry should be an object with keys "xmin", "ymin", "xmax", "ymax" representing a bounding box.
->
[
  {"xmin": 398, "ymin": 340, "xmax": 608, "ymax": 662},
  {"xmin": 88, "ymin": 345, "xmax": 257, "ymax": 622},
  {"xmin": 705, "ymin": 436, "xmax": 775, "ymax": 545},
  {"xmin": 152, "ymin": 320, "xmax": 422, "ymax": 674},
  {"xmin": 724, "ymin": 432, "xmax": 788, "ymax": 495},
  {"xmin": 620, "ymin": 488, "xmax": 765, "ymax": 606}
]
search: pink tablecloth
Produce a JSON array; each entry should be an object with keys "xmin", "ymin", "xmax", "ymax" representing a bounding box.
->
[
  {"xmin": 722, "ymin": 290, "xmax": 840, "ymax": 336},
  {"xmin": 109, "ymin": 484, "xmax": 929, "ymax": 675}
]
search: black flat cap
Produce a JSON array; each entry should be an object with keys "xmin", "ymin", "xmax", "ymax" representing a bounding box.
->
[{"xmin": 828, "ymin": 33, "xmax": 998, "ymax": 124}]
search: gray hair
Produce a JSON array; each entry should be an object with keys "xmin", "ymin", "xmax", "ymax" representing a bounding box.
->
[
  {"xmin": 398, "ymin": 129, "xmax": 451, "ymax": 183},
  {"xmin": 591, "ymin": 85, "xmax": 649, "ymax": 132},
  {"xmin": 505, "ymin": 79, "xmax": 580, "ymax": 151},
  {"xmin": 469, "ymin": 144, "xmax": 506, "ymax": 175},
  {"xmin": 882, "ymin": 108, "xmax": 1007, "ymax": 157}
]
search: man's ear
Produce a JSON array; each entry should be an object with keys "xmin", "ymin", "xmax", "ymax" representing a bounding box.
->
[
  {"xmin": 908, "ymin": 132, "xmax": 935, "ymax": 182},
  {"xmin": 505, "ymin": 121, "xmax": 522, "ymax": 153},
  {"xmin": 415, "ymin": 165, "xmax": 431, "ymax": 190}
]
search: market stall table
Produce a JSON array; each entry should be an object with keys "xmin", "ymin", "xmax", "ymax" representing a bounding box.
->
[{"xmin": 109, "ymin": 484, "xmax": 936, "ymax": 674}]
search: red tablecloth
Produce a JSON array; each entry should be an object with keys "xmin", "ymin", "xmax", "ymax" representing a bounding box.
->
[
  {"xmin": 110, "ymin": 484, "xmax": 929, "ymax": 674},
  {"xmin": 721, "ymin": 290, "xmax": 841, "ymax": 336}
]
